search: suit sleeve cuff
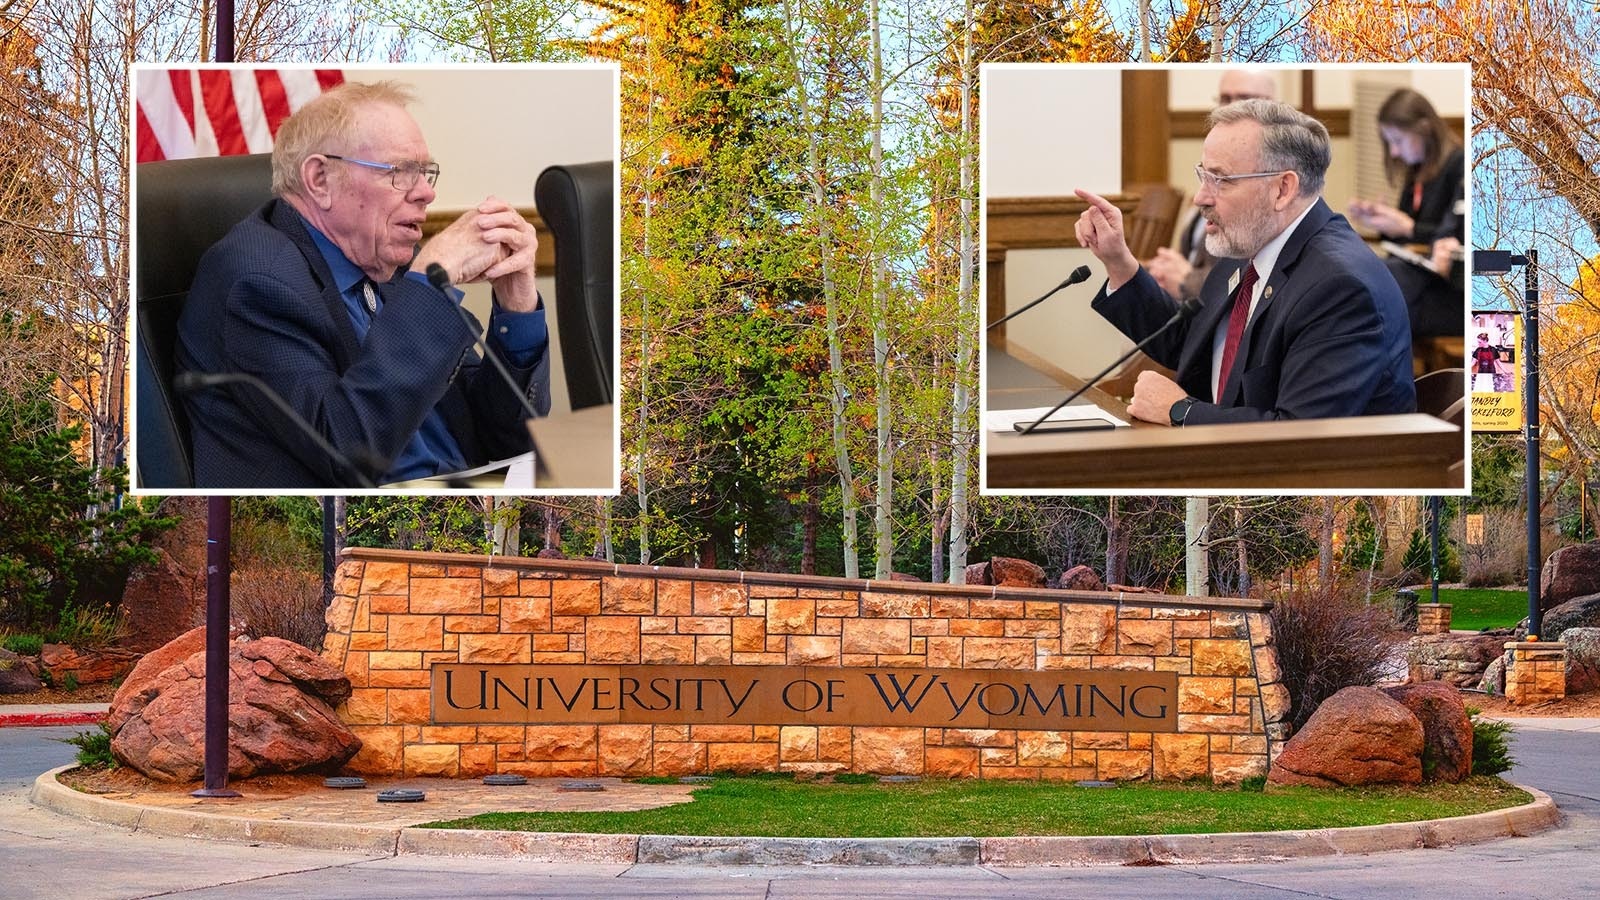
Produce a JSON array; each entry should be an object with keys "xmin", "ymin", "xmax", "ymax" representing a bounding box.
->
[{"xmin": 488, "ymin": 296, "xmax": 549, "ymax": 368}]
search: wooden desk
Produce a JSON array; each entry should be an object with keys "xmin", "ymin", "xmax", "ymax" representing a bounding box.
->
[{"xmin": 985, "ymin": 341, "xmax": 1465, "ymax": 491}]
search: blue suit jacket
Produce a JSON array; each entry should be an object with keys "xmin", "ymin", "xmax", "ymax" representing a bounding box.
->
[
  {"xmin": 176, "ymin": 199, "xmax": 551, "ymax": 488},
  {"xmin": 1091, "ymin": 198, "xmax": 1415, "ymax": 425}
]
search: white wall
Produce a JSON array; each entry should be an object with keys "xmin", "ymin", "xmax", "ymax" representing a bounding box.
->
[
  {"xmin": 983, "ymin": 65, "xmax": 1129, "ymax": 379},
  {"xmin": 367, "ymin": 65, "xmax": 619, "ymax": 416}
]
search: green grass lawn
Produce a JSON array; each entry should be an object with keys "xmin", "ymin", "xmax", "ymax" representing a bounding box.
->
[
  {"xmin": 421, "ymin": 775, "xmax": 1528, "ymax": 838},
  {"xmin": 1432, "ymin": 588, "xmax": 1529, "ymax": 631}
]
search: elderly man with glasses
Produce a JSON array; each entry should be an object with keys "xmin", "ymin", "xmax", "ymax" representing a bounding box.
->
[
  {"xmin": 1074, "ymin": 99, "xmax": 1415, "ymax": 428},
  {"xmin": 177, "ymin": 80, "xmax": 550, "ymax": 487}
]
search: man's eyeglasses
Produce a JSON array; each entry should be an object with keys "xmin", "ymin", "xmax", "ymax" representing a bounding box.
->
[
  {"xmin": 324, "ymin": 154, "xmax": 440, "ymax": 191},
  {"xmin": 1194, "ymin": 164, "xmax": 1286, "ymax": 192}
]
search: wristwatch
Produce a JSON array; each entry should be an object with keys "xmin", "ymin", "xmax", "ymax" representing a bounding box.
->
[{"xmin": 1169, "ymin": 396, "xmax": 1198, "ymax": 427}]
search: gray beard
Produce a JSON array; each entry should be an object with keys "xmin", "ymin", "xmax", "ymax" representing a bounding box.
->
[{"xmin": 1202, "ymin": 208, "xmax": 1279, "ymax": 259}]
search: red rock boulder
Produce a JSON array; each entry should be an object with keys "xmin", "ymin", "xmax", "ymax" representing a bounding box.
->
[
  {"xmin": 1059, "ymin": 565, "xmax": 1106, "ymax": 592},
  {"xmin": 0, "ymin": 648, "xmax": 43, "ymax": 694},
  {"xmin": 1269, "ymin": 686, "xmax": 1423, "ymax": 787},
  {"xmin": 40, "ymin": 644, "xmax": 140, "ymax": 685},
  {"xmin": 990, "ymin": 557, "xmax": 1045, "ymax": 588},
  {"xmin": 1383, "ymin": 682, "xmax": 1473, "ymax": 783},
  {"xmin": 109, "ymin": 635, "xmax": 359, "ymax": 782},
  {"xmin": 118, "ymin": 547, "xmax": 205, "ymax": 653},
  {"xmin": 1540, "ymin": 542, "xmax": 1600, "ymax": 609}
]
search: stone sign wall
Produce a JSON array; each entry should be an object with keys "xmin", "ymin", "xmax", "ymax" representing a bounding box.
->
[{"xmin": 322, "ymin": 549, "xmax": 1289, "ymax": 783}]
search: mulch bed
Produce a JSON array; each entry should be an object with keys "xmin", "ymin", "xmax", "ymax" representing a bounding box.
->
[
  {"xmin": 62, "ymin": 766, "xmax": 329, "ymax": 798},
  {"xmin": 1462, "ymin": 689, "xmax": 1600, "ymax": 717},
  {"xmin": 0, "ymin": 682, "xmax": 118, "ymax": 705}
]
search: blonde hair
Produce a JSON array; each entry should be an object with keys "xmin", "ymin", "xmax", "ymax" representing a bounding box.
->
[{"xmin": 271, "ymin": 80, "xmax": 417, "ymax": 197}]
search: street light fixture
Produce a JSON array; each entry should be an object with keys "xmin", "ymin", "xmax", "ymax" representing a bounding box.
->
[{"xmin": 1470, "ymin": 248, "xmax": 1543, "ymax": 640}]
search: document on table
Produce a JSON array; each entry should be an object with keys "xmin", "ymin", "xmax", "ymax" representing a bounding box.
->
[
  {"xmin": 983, "ymin": 405, "xmax": 1130, "ymax": 433},
  {"xmin": 385, "ymin": 451, "xmax": 536, "ymax": 489}
]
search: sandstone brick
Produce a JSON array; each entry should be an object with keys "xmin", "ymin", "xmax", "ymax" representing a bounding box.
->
[
  {"xmin": 1096, "ymin": 750, "xmax": 1151, "ymax": 780},
  {"xmin": 533, "ymin": 634, "xmax": 570, "ymax": 652},
  {"xmin": 343, "ymin": 688, "xmax": 386, "ymax": 725},
  {"xmin": 653, "ymin": 724, "xmax": 690, "ymax": 741},
  {"xmin": 444, "ymin": 614, "xmax": 500, "ymax": 634},
  {"xmin": 695, "ymin": 635, "xmax": 732, "ymax": 665},
  {"xmin": 656, "ymin": 580, "xmax": 692, "ymax": 616},
  {"xmin": 962, "ymin": 637, "xmax": 1032, "ymax": 669},
  {"xmin": 334, "ymin": 559, "xmax": 364, "ymax": 595},
  {"xmin": 732, "ymin": 651, "xmax": 788, "ymax": 666},
  {"xmin": 369, "ymin": 650, "xmax": 421, "ymax": 669},
  {"xmin": 854, "ymin": 727, "xmax": 924, "ymax": 774},
  {"xmin": 551, "ymin": 580, "xmax": 601, "ymax": 616},
  {"xmin": 818, "ymin": 726, "xmax": 852, "ymax": 762},
  {"xmin": 766, "ymin": 635, "xmax": 786, "ymax": 653},
  {"xmin": 970, "ymin": 599, "xmax": 1026, "ymax": 619},
  {"xmin": 1061, "ymin": 604, "xmax": 1118, "ymax": 654},
  {"xmin": 1152, "ymin": 733, "xmax": 1210, "ymax": 780},
  {"xmin": 1191, "ymin": 639, "xmax": 1253, "ymax": 676},
  {"xmin": 350, "ymin": 630, "xmax": 387, "ymax": 652},
  {"xmin": 1017, "ymin": 730, "xmax": 1073, "ymax": 766},
  {"xmin": 815, "ymin": 617, "xmax": 843, "ymax": 635},
  {"xmin": 597, "ymin": 576, "xmax": 652, "ymax": 614},
  {"xmin": 387, "ymin": 615, "xmax": 443, "ymax": 651},
  {"xmin": 931, "ymin": 598, "xmax": 968, "ymax": 618},
  {"xmin": 420, "ymin": 725, "xmax": 478, "ymax": 744},
  {"xmin": 459, "ymin": 743, "xmax": 497, "ymax": 777},
  {"xmin": 980, "ymin": 765, "xmax": 1038, "ymax": 780},
  {"xmin": 1118, "ymin": 618, "xmax": 1173, "ymax": 655},
  {"xmin": 1152, "ymin": 606, "xmax": 1208, "ymax": 620},
  {"xmin": 361, "ymin": 561, "xmax": 411, "ymax": 596},
  {"xmin": 525, "ymin": 725, "xmax": 598, "ymax": 761},
  {"xmin": 708, "ymin": 742, "xmax": 779, "ymax": 773},
  {"xmin": 550, "ymin": 615, "xmax": 586, "ymax": 633},
  {"xmin": 579, "ymin": 617, "xmax": 638, "ymax": 664},
  {"xmin": 1232, "ymin": 735, "xmax": 1268, "ymax": 755},
  {"xmin": 459, "ymin": 634, "xmax": 531, "ymax": 664},
  {"xmin": 1153, "ymin": 657, "xmax": 1193, "ymax": 674},
  {"xmin": 949, "ymin": 618, "xmax": 1003, "ymax": 637},
  {"xmin": 1177, "ymin": 713, "xmax": 1252, "ymax": 733},
  {"xmin": 638, "ymin": 616, "xmax": 674, "ymax": 634},
  {"xmin": 653, "ymin": 741, "xmax": 707, "ymax": 775},
  {"xmin": 911, "ymin": 619, "xmax": 948, "ymax": 636},
  {"xmin": 499, "ymin": 596, "xmax": 552, "ymax": 633},
  {"xmin": 860, "ymin": 594, "xmax": 930, "ymax": 618},
  {"xmin": 1074, "ymin": 731, "xmax": 1127, "ymax": 750},
  {"xmin": 1210, "ymin": 612, "xmax": 1248, "ymax": 638},
  {"xmin": 1260, "ymin": 682, "xmax": 1291, "ymax": 723},
  {"xmin": 925, "ymin": 746, "xmax": 979, "ymax": 778},
  {"xmin": 411, "ymin": 564, "xmax": 447, "ymax": 577},
  {"xmin": 346, "ymin": 725, "xmax": 403, "ymax": 773},
  {"xmin": 1211, "ymin": 753, "xmax": 1266, "ymax": 783},
  {"xmin": 1129, "ymin": 732, "xmax": 1152, "ymax": 751},
  {"xmin": 1118, "ymin": 607, "xmax": 1152, "ymax": 619},
  {"xmin": 1173, "ymin": 619, "xmax": 1211, "ymax": 639},
  {"xmin": 943, "ymin": 729, "xmax": 1015, "ymax": 748},
  {"xmin": 1246, "ymin": 612, "xmax": 1274, "ymax": 646},
  {"xmin": 926, "ymin": 636, "xmax": 962, "ymax": 668},
  {"xmin": 677, "ymin": 616, "xmax": 731, "ymax": 635},
  {"xmin": 732, "ymin": 617, "xmax": 767, "ymax": 652},
  {"xmin": 750, "ymin": 585, "xmax": 799, "ymax": 598},
  {"xmin": 1178, "ymin": 677, "xmax": 1236, "ymax": 714},
  {"xmin": 518, "ymin": 575, "xmax": 552, "ymax": 597},
  {"xmin": 780, "ymin": 726, "xmax": 818, "ymax": 761},
  {"xmin": 499, "ymin": 760, "xmax": 598, "ymax": 778},
  {"xmin": 367, "ymin": 668, "xmax": 429, "ymax": 689},
  {"xmin": 980, "ymin": 747, "xmax": 1017, "ymax": 766},
  {"xmin": 766, "ymin": 598, "xmax": 817, "ymax": 634},
  {"xmin": 641, "ymin": 635, "xmax": 694, "ymax": 665},
  {"xmin": 478, "ymin": 725, "xmax": 525, "ymax": 744},
  {"xmin": 693, "ymin": 582, "xmax": 747, "ymax": 616},
  {"xmin": 410, "ymin": 578, "xmax": 482, "ymax": 615},
  {"xmin": 816, "ymin": 598, "xmax": 859, "ymax": 617},
  {"xmin": 483, "ymin": 567, "xmax": 520, "ymax": 597},
  {"xmin": 842, "ymin": 618, "xmax": 910, "ymax": 655},
  {"xmin": 497, "ymin": 743, "xmax": 526, "ymax": 762},
  {"xmin": 598, "ymin": 725, "xmax": 654, "ymax": 776},
  {"xmin": 388, "ymin": 689, "xmax": 431, "ymax": 724}
]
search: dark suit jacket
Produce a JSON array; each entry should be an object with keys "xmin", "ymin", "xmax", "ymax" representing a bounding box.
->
[
  {"xmin": 1396, "ymin": 146, "xmax": 1465, "ymax": 244},
  {"xmin": 1092, "ymin": 198, "xmax": 1415, "ymax": 426},
  {"xmin": 176, "ymin": 199, "xmax": 551, "ymax": 488}
]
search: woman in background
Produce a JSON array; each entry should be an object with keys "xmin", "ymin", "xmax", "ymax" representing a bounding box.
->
[{"xmin": 1350, "ymin": 88, "xmax": 1466, "ymax": 344}]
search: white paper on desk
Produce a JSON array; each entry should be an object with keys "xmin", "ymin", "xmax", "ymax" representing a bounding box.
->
[
  {"xmin": 983, "ymin": 405, "xmax": 1129, "ymax": 432},
  {"xmin": 502, "ymin": 453, "xmax": 536, "ymax": 488},
  {"xmin": 430, "ymin": 451, "xmax": 535, "ymax": 483}
]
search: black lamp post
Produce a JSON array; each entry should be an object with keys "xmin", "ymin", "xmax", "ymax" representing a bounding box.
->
[{"xmin": 1471, "ymin": 248, "xmax": 1542, "ymax": 640}]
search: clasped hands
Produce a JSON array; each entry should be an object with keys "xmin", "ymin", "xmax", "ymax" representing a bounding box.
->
[{"xmin": 412, "ymin": 198, "xmax": 540, "ymax": 312}]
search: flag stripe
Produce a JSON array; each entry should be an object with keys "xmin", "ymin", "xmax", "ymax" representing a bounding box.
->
[
  {"xmin": 199, "ymin": 70, "xmax": 249, "ymax": 156},
  {"xmin": 254, "ymin": 70, "xmax": 292, "ymax": 138},
  {"xmin": 134, "ymin": 68, "xmax": 343, "ymax": 162},
  {"xmin": 231, "ymin": 70, "xmax": 273, "ymax": 153},
  {"xmin": 314, "ymin": 69, "xmax": 345, "ymax": 91}
]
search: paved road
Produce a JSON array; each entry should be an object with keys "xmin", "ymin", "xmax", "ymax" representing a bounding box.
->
[{"xmin": 2, "ymin": 722, "xmax": 1596, "ymax": 899}]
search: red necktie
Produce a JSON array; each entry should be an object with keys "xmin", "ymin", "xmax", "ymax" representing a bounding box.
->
[{"xmin": 1216, "ymin": 263, "xmax": 1257, "ymax": 400}]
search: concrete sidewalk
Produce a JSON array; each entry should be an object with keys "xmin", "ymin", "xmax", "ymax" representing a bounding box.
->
[
  {"xmin": 0, "ymin": 703, "xmax": 108, "ymax": 728},
  {"xmin": 28, "ymin": 765, "xmax": 1562, "ymax": 867}
]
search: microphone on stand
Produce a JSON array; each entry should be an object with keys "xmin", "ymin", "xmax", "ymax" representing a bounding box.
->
[
  {"xmin": 427, "ymin": 263, "xmax": 542, "ymax": 422},
  {"xmin": 987, "ymin": 265, "xmax": 1093, "ymax": 330},
  {"xmin": 1016, "ymin": 298, "xmax": 1203, "ymax": 435},
  {"xmin": 174, "ymin": 371, "xmax": 381, "ymax": 488}
]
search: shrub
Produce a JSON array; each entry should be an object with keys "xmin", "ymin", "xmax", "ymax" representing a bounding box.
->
[
  {"xmin": 45, "ymin": 604, "xmax": 122, "ymax": 648},
  {"xmin": 1, "ymin": 633, "xmax": 43, "ymax": 656},
  {"xmin": 1268, "ymin": 582, "xmax": 1407, "ymax": 731},
  {"xmin": 230, "ymin": 565, "xmax": 327, "ymax": 650},
  {"xmin": 60, "ymin": 671, "xmax": 79, "ymax": 692},
  {"xmin": 61, "ymin": 722, "xmax": 116, "ymax": 769},
  {"xmin": 1467, "ymin": 707, "xmax": 1515, "ymax": 776}
]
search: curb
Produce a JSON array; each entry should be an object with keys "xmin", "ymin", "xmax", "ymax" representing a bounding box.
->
[
  {"xmin": 0, "ymin": 711, "xmax": 106, "ymax": 728},
  {"xmin": 29, "ymin": 766, "xmax": 1563, "ymax": 867}
]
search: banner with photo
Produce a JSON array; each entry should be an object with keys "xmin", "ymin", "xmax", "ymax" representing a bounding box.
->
[{"xmin": 1470, "ymin": 311, "xmax": 1522, "ymax": 433}]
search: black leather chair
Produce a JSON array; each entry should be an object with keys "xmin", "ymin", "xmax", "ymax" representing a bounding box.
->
[
  {"xmin": 534, "ymin": 161, "xmax": 615, "ymax": 409},
  {"xmin": 135, "ymin": 153, "xmax": 274, "ymax": 489}
]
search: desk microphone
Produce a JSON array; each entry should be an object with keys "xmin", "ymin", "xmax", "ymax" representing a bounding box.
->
[
  {"xmin": 173, "ymin": 371, "xmax": 381, "ymax": 488},
  {"xmin": 1017, "ymin": 297, "xmax": 1202, "ymax": 435},
  {"xmin": 987, "ymin": 265, "xmax": 1092, "ymax": 330},
  {"xmin": 426, "ymin": 263, "xmax": 543, "ymax": 422}
]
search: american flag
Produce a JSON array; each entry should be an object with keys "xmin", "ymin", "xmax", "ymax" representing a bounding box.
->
[{"xmin": 135, "ymin": 68, "xmax": 346, "ymax": 162}]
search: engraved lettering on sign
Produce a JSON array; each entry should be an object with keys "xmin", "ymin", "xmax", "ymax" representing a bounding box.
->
[{"xmin": 431, "ymin": 665, "xmax": 1179, "ymax": 732}]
